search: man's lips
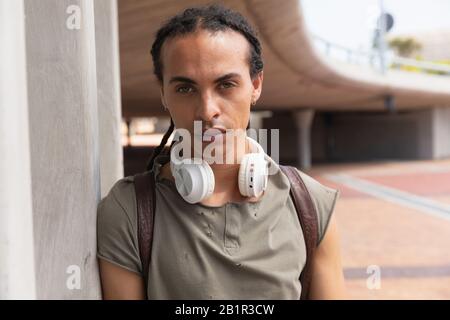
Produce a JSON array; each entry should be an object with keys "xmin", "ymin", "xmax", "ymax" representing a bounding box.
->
[
  {"xmin": 202, "ymin": 127, "xmax": 227, "ymax": 135},
  {"xmin": 199, "ymin": 127, "xmax": 227, "ymax": 142}
]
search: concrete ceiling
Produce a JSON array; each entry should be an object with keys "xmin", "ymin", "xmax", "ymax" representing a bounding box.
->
[{"xmin": 118, "ymin": 0, "xmax": 450, "ymax": 118}]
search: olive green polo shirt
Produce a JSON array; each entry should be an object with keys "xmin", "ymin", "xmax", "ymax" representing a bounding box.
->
[{"xmin": 96, "ymin": 154, "xmax": 339, "ymax": 299}]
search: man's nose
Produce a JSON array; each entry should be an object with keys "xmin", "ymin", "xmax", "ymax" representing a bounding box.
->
[{"xmin": 195, "ymin": 92, "xmax": 221, "ymax": 122}]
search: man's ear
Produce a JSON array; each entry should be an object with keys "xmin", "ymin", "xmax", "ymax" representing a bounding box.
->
[{"xmin": 251, "ymin": 70, "xmax": 264, "ymax": 103}]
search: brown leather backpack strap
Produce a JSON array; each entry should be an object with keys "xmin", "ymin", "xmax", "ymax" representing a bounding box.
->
[
  {"xmin": 279, "ymin": 165, "xmax": 319, "ymax": 300},
  {"xmin": 133, "ymin": 170, "xmax": 156, "ymax": 294}
]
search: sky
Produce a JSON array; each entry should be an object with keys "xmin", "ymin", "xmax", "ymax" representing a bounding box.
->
[{"xmin": 301, "ymin": 0, "xmax": 450, "ymax": 52}]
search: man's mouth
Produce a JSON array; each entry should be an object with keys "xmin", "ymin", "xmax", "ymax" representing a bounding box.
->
[{"xmin": 201, "ymin": 127, "xmax": 227, "ymax": 142}]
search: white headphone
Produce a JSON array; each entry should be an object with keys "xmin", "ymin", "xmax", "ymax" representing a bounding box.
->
[{"xmin": 170, "ymin": 135, "xmax": 269, "ymax": 204}]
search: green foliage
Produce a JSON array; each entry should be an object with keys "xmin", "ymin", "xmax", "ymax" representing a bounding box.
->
[{"xmin": 388, "ymin": 37, "xmax": 422, "ymax": 58}]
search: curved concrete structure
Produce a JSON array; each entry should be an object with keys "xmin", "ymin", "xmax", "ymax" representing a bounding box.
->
[{"xmin": 118, "ymin": 0, "xmax": 450, "ymax": 117}]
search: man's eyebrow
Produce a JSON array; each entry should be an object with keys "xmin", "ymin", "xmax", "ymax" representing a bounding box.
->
[
  {"xmin": 169, "ymin": 76, "xmax": 197, "ymax": 85},
  {"xmin": 168, "ymin": 73, "xmax": 242, "ymax": 85},
  {"xmin": 214, "ymin": 73, "xmax": 242, "ymax": 83}
]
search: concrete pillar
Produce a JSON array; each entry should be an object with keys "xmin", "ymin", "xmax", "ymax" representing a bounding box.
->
[
  {"xmin": 293, "ymin": 109, "xmax": 315, "ymax": 170},
  {"xmin": 432, "ymin": 106, "xmax": 450, "ymax": 159},
  {"xmin": 0, "ymin": 0, "xmax": 36, "ymax": 299},
  {"xmin": 249, "ymin": 111, "xmax": 273, "ymax": 130},
  {"xmin": 94, "ymin": 0, "xmax": 124, "ymax": 197},
  {"xmin": 25, "ymin": 0, "xmax": 101, "ymax": 299}
]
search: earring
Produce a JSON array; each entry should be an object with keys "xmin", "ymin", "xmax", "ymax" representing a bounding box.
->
[{"xmin": 251, "ymin": 100, "xmax": 257, "ymax": 106}]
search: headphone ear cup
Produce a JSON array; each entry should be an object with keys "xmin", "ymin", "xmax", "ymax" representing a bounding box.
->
[
  {"xmin": 202, "ymin": 161, "xmax": 215, "ymax": 199},
  {"xmin": 170, "ymin": 140, "xmax": 215, "ymax": 204},
  {"xmin": 173, "ymin": 160, "xmax": 215, "ymax": 204},
  {"xmin": 238, "ymin": 153, "xmax": 268, "ymax": 197},
  {"xmin": 238, "ymin": 155, "xmax": 250, "ymax": 197}
]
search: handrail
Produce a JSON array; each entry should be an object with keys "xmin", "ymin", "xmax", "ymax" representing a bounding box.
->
[{"xmin": 311, "ymin": 34, "xmax": 450, "ymax": 76}]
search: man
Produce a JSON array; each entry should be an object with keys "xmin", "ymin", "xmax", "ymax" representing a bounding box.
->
[{"xmin": 97, "ymin": 4, "xmax": 346, "ymax": 299}]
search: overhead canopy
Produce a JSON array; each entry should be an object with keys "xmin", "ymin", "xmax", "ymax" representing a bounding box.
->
[{"xmin": 118, "ymin": 0, "xmax": 450, "ymax": 118}]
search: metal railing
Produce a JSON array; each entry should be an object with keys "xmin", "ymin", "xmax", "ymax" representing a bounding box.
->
[{"xmin": 311, "ymin": 34, "xmax": 450, "ymax": 76}]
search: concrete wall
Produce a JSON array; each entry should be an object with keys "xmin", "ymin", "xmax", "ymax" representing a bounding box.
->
[
  {"xmin": 18, "ymin": 0, "xmax": 123, "ymax": 299},
  {"xmin": 95, "ymin": 0, "xmax": 124, "ymax": 197},
  {"xmin": 319, "ymin": 108, "xmax": 450, "ymax": 162},
  {"xmin": 322, "ymin": 110, "xmax": 433, "ymax": 161},
  {"xmin": 264, "ymin": 108, "xmax": 450, "ymax": 165},
  {"xmin": 25, "ymin": 0, "xmax": 101, "ymax": 299},
  {"xmin": 0, "ymin": 0, "xmax": 36, "ymax": 299}
]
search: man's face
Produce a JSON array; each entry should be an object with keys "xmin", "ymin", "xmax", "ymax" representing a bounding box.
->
[{"xmin": 159, "ymin": 29, "xmax": 263, "ymax": 150}]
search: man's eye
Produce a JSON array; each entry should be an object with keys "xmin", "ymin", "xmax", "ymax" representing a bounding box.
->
[
  {"xmin": 219, "ymin": 82, "xmax": 235, "ymax": 89},
  {"xmin": 176, "ymin": 86, "xmax": 194, "ymax": 94}
]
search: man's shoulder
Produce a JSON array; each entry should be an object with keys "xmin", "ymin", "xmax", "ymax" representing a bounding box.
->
[
  {"xmin": 96, "ymin": 174, "xmax": 142, "ymax": 275},
  {"xmin": 293, "ymin": 168, "xmax": 338, "ymax": 200},
  {"xmin": 276, "ymin": 164, "xmax": 337, "ymax": 199},
  {"xmin": 105, "ymin": 174, "xmax": 135, "ymax": 200},
  {"xmin": 283, "ymin": 166, "xmax": 340, "ymax": 244},
  {"xmin": 98, "ymin": 175, "xmax": 137, "ymax": 224}
]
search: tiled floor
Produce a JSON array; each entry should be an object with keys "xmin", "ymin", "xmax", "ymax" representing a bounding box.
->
[{"xmin": 307, "ymin": 159, "xmax": 450, "ymax": 299}]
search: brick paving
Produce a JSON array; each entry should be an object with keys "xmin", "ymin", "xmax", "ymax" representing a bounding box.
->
[{"xmin": 307, "ymin": 159, "xmax": 450, "ymax": 299}]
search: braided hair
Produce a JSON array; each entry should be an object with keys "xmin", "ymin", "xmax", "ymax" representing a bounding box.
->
[
  {"xmin": 150, "ymin": 4, "xmax": 264, "ymax": 83},
  {"xmin": 146, "ymin": 118, "xmax": 174, "ymax": 171}
]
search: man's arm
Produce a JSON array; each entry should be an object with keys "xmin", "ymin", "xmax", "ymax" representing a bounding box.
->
[
  {"xmin": 308, "ymin": 214, "xmax": 347, "ymax": 299},
  {"xmin": 98, "ymin": 258, "xmax": 146, "ymax": 300}
]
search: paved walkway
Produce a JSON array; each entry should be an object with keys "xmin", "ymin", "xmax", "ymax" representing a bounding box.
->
[{"xmin": 307, "ymin": 159, "xmax": 450, "ymax": 299}]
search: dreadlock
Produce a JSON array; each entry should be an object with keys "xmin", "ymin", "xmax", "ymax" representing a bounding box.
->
[{"xmin": 146, "ymin": 117, "xmax": 175, "ymax": 171}]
